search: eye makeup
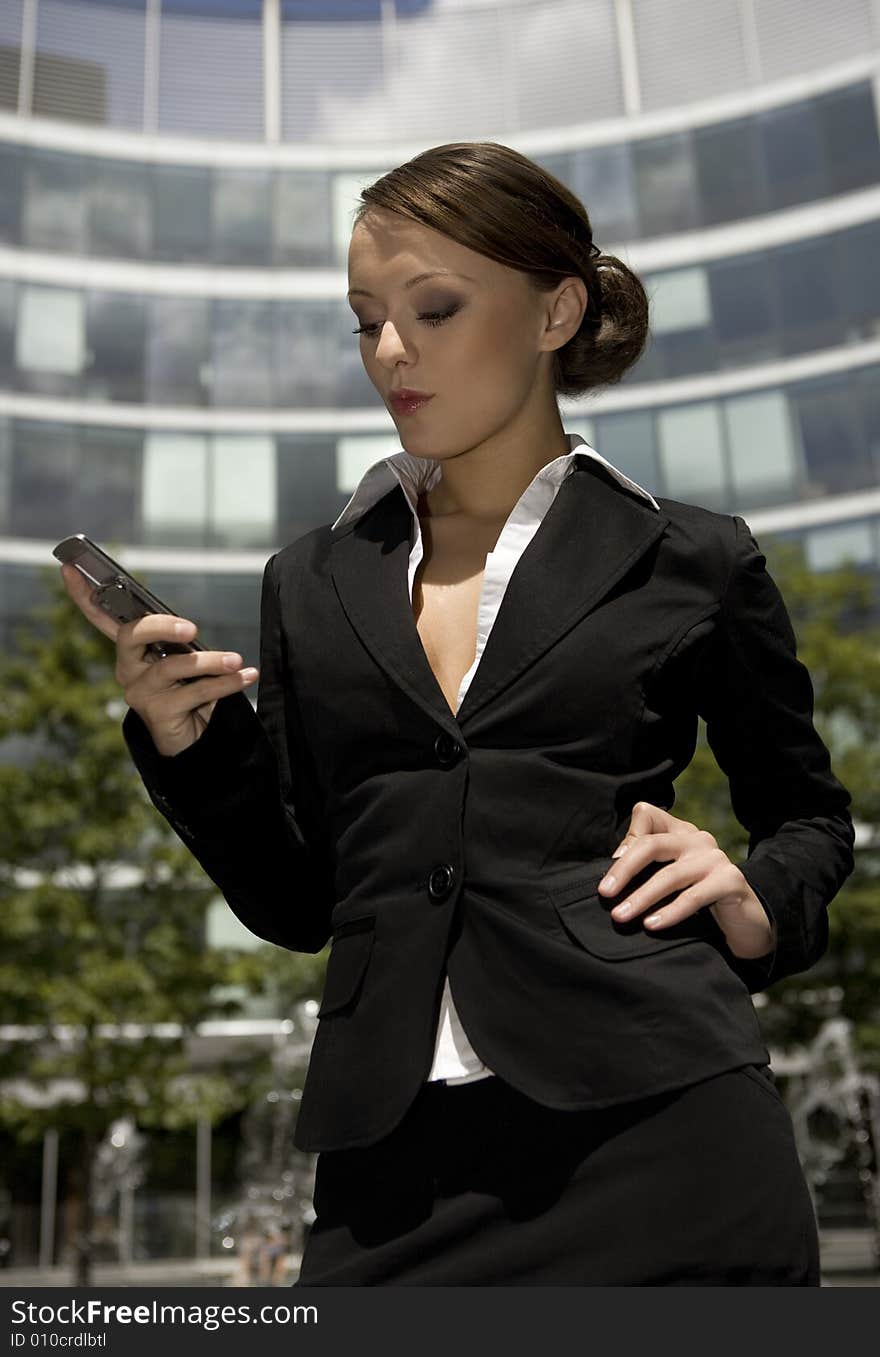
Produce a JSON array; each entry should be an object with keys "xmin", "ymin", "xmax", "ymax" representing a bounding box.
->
[{"xmin": 351, "ymin": 301, "xmax": 462, "ymax": 338}]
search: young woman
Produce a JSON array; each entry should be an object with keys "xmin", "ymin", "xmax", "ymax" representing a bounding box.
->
[{"xmin": 62, "ymin": 142, "xmax": 855, "ymax": 1286}]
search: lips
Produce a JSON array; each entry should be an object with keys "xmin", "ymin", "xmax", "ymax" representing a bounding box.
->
[{"xmin": 390, "ymin": 391, "xmax": 434, "ymax": 414}]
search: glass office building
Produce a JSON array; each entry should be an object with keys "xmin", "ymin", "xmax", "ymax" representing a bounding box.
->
[{"xmin": 1, "ymin": 0, "xmax": 879, "ymax": 669}]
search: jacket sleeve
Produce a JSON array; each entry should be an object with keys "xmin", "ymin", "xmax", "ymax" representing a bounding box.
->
[
  {"xmin": 693, "ymin": 514, "xmax": 856, "ymax": 994},
  {"xmin": 121, "ymin": 550, "xmax": 334, "ymax": 954}
]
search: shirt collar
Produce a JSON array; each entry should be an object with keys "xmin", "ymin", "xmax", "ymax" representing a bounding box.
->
[{"xmin": 330, "ymin": 432, "xmax": 660, "ymax": 534}]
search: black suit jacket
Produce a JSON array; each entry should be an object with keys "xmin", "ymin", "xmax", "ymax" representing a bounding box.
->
[{"xmin": 122, "ymin": 454, "xmax": 855, "ymax": 1152}]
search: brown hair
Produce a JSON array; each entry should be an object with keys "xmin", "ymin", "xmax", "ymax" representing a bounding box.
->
[{"xmin": 351, "ymin": 141, "xmax": 649, "ymax": 399}]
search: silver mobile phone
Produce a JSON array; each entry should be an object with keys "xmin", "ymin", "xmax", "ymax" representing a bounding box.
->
[{"xmin": 53, "ymin": 533, "xmax": 207, "ymax": 666}]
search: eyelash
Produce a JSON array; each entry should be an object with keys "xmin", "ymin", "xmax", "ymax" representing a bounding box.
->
[{"xmin": 352, "ymin": 307, "xmax": 459, "ymax": 338}]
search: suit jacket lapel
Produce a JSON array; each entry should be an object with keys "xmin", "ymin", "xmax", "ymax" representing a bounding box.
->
[{"xmin": 329, "ymin": 454, "xmax": 671, "ymax": 734}]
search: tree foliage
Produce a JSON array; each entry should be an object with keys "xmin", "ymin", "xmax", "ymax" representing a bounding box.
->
[{"xmin": 0, "ymin": 566, "xmax": 326, "ymax": 1281}]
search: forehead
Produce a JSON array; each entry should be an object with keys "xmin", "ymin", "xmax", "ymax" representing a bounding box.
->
[{"xmin": 347, "ymin": 209, "xmax": 491, "ymax": 286}]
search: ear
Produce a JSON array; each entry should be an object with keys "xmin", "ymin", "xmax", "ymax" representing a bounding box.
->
[{"xmin": 543, "ymin": 276, "xmax": 588, "ymax": 348}]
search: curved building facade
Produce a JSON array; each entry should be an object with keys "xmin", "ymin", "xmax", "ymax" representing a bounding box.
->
[
  {"xmin": 0, "ymin": 0, "xmax": 876, "ymax": 1271},
  {"xmin": 0, "ymin": 0, "xmax": 879, "ymax": 672}
]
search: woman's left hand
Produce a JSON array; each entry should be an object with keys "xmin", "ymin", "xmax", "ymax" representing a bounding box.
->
[{"xmin": 598, "ymin": 801, "xmax": 776, "ymax": 961}]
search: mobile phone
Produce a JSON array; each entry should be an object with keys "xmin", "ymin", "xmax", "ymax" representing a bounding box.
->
[{"xmin": 53, "ymin": 533, "xmax": 207, "ymax": 664}]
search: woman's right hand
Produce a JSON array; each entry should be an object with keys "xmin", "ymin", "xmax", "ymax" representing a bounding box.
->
[{"xmin": 60, "ymin": 562, "xmax": 259, "ymax": 757}]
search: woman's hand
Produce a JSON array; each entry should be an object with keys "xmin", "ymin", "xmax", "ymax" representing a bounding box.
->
[
  {"xmin": 598, "ymin": 801, "xmax": 776, "ymax": 961},
  {"xmin": 59, "ymin": 562, "xmax": 259, "ymax": 758}
]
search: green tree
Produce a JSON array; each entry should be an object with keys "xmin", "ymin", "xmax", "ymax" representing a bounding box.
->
[
  {"xmin": 0, "ymin": 566, "xmax": 326, "ymax": 1285},
  {"xmin": 673, "ymin": 535, "xmax": 880, "ymax": 1060}
]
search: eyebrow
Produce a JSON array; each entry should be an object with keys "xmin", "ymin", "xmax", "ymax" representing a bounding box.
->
[{"xmin": 347, "ymin": 270, "xmax": 476, "ymax": 299}]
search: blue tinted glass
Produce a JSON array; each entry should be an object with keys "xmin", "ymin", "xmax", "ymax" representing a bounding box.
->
[
  {"xmin": 853, "ymin": 366, "xmax": 880, "ymax": 477},
  {"xmin": 281, "ymin": 1, "xmax": 380, "ymax": 17},
  {"xmin": 85, "ymin": 292, "xmax": 146, "ymax": 404},
  {"xmin": 594, "ymin": 411, "xmax": 658, "ymax": 494},
  {"xmin": 774, "ymin": 237, "xmax": 842, "ymax": 355},
  {"xmin": 632, "ymin": 131, "xmax": 700, "ymax": 236},
  {"xmin": 571, "ymin": 143, "xmax": 637, "ymax": 241},
  {"xmin": 11, "ymin": 424, "xmax": 77, "ymax": 539},
  {"xmin": 709, "ymin": 253, "xmax": 777, "ymax": 347},
  {"xmin": 153, "ymin": 164, "xmax": 211, "ymax": 261},
  {"xmin": 276, "ymin": 434, "xmax": 346, "ymax": 539},
  {"xmin": 146, "ymin": 297, "xmax": 210, "ymax": 406},
  {"xmin": 86, "ymin": 158, "xmax": 151, "ymax": 260},
  {"xmin": 0, "ymin": 144, "xmax": 22, "ymax": 245},
  {"xmin": 814, "ymin": 82, "xmax": 880, "ymax": 194},
  {"xmin": 282, "ymin": 1, "xmax": 430, "ymax": 15},
  {"xmin": 694, "ymin": 117, "xmax": 766, "ymax": 226},
  {"xmin": 0, "ymin": 280, "xmax": 14, "ymax": 390},
  {"xmin": 76, "ymin": 425, "xmax": 141, "ymax": 546},
  {"xmin": 162, "ymin": 1, "xmax": 262, "ymax": 15},
  {"xmin": 792, "ymin": 376, "xmax": 871, "ymax": 497},
  {"xmin": 834, "ymin": 220, "xmax": 880, "ymax": 329},
  {"xmin": 759, "ymin": 101, "xmax": 826, "ymax": 211}
]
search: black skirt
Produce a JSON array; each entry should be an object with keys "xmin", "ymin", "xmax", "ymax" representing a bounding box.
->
[{"xmin": 292, "ymin": 1063, "xmax": 821, "ymax": 1286}]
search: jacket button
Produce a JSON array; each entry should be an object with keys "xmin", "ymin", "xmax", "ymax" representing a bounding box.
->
[
  {"xmin": 434, "ymin": 732, "xmax": 461, "ymax": 766},
  {"xmin": 428, "ymin": 864, "xmax": 455, "ymax": 900}
]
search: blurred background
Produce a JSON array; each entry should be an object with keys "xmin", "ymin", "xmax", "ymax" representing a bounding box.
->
[{"xmin": 0, "ymin": 0, "xmax": 879, "ymax": 1286}]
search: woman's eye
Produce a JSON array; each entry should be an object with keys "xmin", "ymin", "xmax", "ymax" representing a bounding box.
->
[{"xmin": 352, "ymin": 306, "xmax": 460, "ymax": 338}]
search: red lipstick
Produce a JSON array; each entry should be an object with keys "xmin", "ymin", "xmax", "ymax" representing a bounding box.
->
[{"xmin": 390, "ymin": 389, "xmax": 434, "ymax": 415}]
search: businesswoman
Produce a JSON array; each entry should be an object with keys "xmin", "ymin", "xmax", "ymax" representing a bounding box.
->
[{"xmin": 62, "ymin": 142, "xmax": 855, "ymax": 1286}]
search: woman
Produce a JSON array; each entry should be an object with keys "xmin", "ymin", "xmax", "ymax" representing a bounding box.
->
[{"xmin": 62, "ymin": 142, "xmax": 855, "ymax": 1285}]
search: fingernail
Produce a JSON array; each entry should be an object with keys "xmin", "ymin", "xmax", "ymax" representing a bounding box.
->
[
  {"xmin": 611, "ymin": 844, "xmax": 629, "ymax": 859},
  {"xmin": 613, "ymin": 903, "xmax": 632, "ymax": 918},
  {"xmin": 600, "ymin": 874, "xmax": 616, "ymax": 893},
  {"xmin": 644, "ymin": 913, "xmax": 662, "ymax": 926},
  {"xmin": 240, "ymin": 667, "xmax": 258, "ymax": 680},
  {"xmin": 174, "ymin": 620, "xmax": 194, "ymax": 636},
  {"xmin": 222, "ymin": 653, "xmax": 242, "ymax": 668}
]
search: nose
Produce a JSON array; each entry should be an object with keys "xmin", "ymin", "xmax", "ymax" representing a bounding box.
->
[{"xmin": 374, "ymin": 321, "xmax": 409, "ymax": 367}]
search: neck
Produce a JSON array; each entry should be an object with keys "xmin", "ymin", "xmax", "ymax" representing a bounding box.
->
[{"xmin": 419, "ymin": 421, "xmax": 571, "ymax": 522}]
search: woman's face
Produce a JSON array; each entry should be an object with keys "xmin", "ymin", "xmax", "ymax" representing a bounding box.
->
[{"xmin": 347, "ymin": 207, "xmax": 583, "ymax": 461}]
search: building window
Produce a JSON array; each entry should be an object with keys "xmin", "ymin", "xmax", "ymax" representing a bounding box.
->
[
  {"xmin": 649, "ymin": 267, "xmax": 711, "ymax": 334},
  {"xmin": 332, "ymin": 171, "xmax": 385, "ymax": 265},
  {"xmin": 153, "ymin": 164, "xmax": 211, "ymax": 263},
  {"xmin": 274, "ymin": 170, "xmax": 332, "ymax": 267},
  {"xmin": 564, "ymin": 417, "xmax": 596, "ymax": 449},
  {"xmin": 210, "ymin": 435, "xmax": 275, "ymax": 548},
  {"xmin": 632, "ymin": 131, "xmax": 700, "ymax": 238},
  {"xmin": 85, "ymin": 290, "xmax": 146, "ymax": 403},
  {"xmin": 759, "ymin": 99, "xmax": 826, "ymax": 212},
  {"xmin": 805, "ymin": 521, "xmax": 875, "ymax": 571},
  {"xmin": 212, "ymin": 167, "xmax": 272, "ymax": 266},
  {"xmin": 0, "ymin": 142, "xmax": 23, "ymax": 245},
  {"xmin": 142, "ymin": 433, "xmax": 208, "ymax": 546},
  {"xmin": 814, "ymin": 81, "xmax": 880, "ymax": 195},
  {"xmin": 211, "ymin": 299, "xmax": 274, "ymax": 408},
  {"xmin": 571, "ymin": 143, "xmax": 638, "ymax": 243},
  {"xmin": 87, "ymin": 157, "xmax": 152, "ymax": 260},
  {"xmin": 21, "ymin": 148, "xmax": 86, "ymax": 254},
  {"xmin": 593, "ymin": 410, "xmax": 657, "ymax": 493},
  {"xmin": 708, "ymin": 251, "xmax": 779, "ymax": 365},
  {"xmin": 791, "ymin": 376, "xmax": 873, "ymax": 497},
  {"xmin": 17, "ymin": 285, "xmax": 85, "ymax": 375},
  {"xmin": 336, "ymin": 434, "xmax": 400, "ymax": 495},
  {"xmin": 656, "ymin": 401, "xmax": 726, "ymax": 506},
  {"xmin": 724, "ymin": 390, "xmax": 798, "ymax": 505},
  {"xmin": 693, "ymin": 116, "xmax": 766, "ymax": 226},
  {"xmin": 146, "ymin": 296, "xmax": 211, "ymax": 407}
]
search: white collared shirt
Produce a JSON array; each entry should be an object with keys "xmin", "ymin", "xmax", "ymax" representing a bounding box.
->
[{"xmin": 331, "ymin": 433, "xmax": 659, "ymax": 1084}]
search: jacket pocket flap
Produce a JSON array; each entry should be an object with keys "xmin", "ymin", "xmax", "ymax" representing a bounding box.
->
[
  {"xmin": 549, "ymin": 867, "xmax": 716, "ymax": 960},
  {"xmin": 318, "ymin": 915, "xmax": 376, "ymax": 1016}
]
